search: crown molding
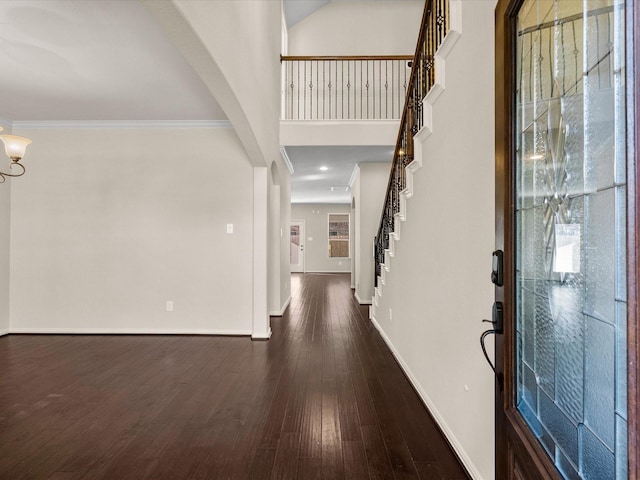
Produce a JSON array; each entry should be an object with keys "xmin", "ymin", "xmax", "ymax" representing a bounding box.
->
[
  {"xmin": 0, "ymin": 116, "xmax": 12, "ymax": 131},
  {"xmin": 348, "ymin": 164, "xmax": 360, "ymax": 188},
  {"xmin": 280, "ymin": 146, "xmax": 295, "ymax": 174},
  {"xmin": 11, "ymin": 120, "xmax": 232, "ymax": 129}
]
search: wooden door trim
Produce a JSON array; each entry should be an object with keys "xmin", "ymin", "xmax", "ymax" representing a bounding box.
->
[
  {"xmin": 495, "ymin": 0, "xmax": 560, "ymax": 477},
  {"xmin": 494, "ymin": 0, "xmax": 514, "ymax": 477},
  {"xmin": 496, "ymin": 0, "xmax": 639, "ymax": 478}
]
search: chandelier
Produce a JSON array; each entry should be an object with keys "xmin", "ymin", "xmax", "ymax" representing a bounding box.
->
[{"xmin": 0, "ymin": 127, "xmax": 32, "ymax": 183}]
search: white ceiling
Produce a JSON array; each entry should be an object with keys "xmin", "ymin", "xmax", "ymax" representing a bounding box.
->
[
  {"xmin": 286, "ymin": 146, "xmax": 393, "ymax": 204},
  {"xmin": 0, "ymin": 0, "xmax": 225, "ymax": 121},
  {"xmin": 1, "ymin": 0, "xmax": 396, "ymax": 205},
  {"xmin": 283, "ymin": 0, "xmax": 330, "ymax": 29}
]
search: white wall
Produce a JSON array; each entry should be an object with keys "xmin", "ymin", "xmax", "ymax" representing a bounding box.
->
[
  {"xmin": 372, "ymin": 2, "xmax": 496, "ymax": 479},
  {"xmin": 169, "ymin": 0, "xmax": 282, "ymax": 168},
  {"xmin": 291, "ymin": 203, "xmax": 351, "ymax": 273},
  {"xmin": 268, "ymin": 160, "xmax": 293, "ymax": 316},
  {"xmin": 288, "ymin": 1, "xmax": 423, "ymax": 55},
  {"xmin": 149, "ymin": 0, "xmax": 287, "ymax": 335},
  {"xmin": 279, "ymin": 169, "xmax": 292, "ymax": 309},
  {"xmin": 280, "ymin": 121, "xmax": 399, "ymax": 147},
  {"xmin": 268, "ymin": 169, "xmax": 281, "ymax": 315},
  {"xmin": 353, "ymin": 163, "xmax": 390, "ymax": 304},
  {"xmin": 9, "ymin": 127, "xmax": 255, "ymax": 334},
  {"xmin": 0, "ymin": 176, "xmax": 9, "ymax": 335}
]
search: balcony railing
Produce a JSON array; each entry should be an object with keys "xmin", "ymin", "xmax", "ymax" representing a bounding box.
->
[
  {"xmin": 281, "ymin": 55, "xmax": 413, "ymax": 120},
  {"xmin": 375, "ymin": 0, "xmax": 449, "ymax": 287}
]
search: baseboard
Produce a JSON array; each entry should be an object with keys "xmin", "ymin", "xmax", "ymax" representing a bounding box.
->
[
  {"xmin": 370, "ymin": 314, "xmax": 483, "ymax": 480},
  {"xmin": 270, "ymin": 295, "xmax": 292, "ymax": 317},
  {"xmin": 251, "ymin": 327, "xmax": 272, "ymax": 341},
  {"xmin": 306, "ymin": 270, "xmax": 351, "ymax": 274},
  {"xmin": 9, "ymin": 327, "xmax": 252, "ymax": 336},
  {"xmin": 0, "ymin": 329, "xmax": 9, "ymax": 337},
  {"xmin": 354, "ymin": 292, "xmax": 373, "ymax": 305}
]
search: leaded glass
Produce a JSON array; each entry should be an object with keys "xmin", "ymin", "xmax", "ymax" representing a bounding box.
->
[{"xmin": 515, "ymin": 1, "xmax": 628, "ymax": 479}]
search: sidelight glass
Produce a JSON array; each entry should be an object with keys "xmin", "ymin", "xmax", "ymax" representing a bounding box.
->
[{"xmin": 514, "ymin": 1, "xmax": 627, "ymax": 479}]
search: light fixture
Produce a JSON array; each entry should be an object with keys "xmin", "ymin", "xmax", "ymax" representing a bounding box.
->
[
  {"xmin": 319, "ymin": 165, "xmax": 329, "ymax": 171},
  {"xmin": 0, "ymin": 127, "xmax": 33, "ymax": 183}
]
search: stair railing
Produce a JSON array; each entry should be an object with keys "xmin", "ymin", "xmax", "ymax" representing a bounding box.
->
[
  {"xmin": 281, "ymin": 55, "xmax": 413, "ymax": 120},
  {"xmin": 374, "ymin": 0, "xmax": 449, "ymax": 288}
]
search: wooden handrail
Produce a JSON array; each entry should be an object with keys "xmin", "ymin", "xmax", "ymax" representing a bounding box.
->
[
  {"xmin": 281, "ymin": 55, "xmax": 413, "ymax": 62},
  {"xmin": 375, "ymin": 0, "xmax": 449, "ymax": 287},
  {"xmin": 382, "ymin": 0, "xmax": 434, "ymax": 209}
]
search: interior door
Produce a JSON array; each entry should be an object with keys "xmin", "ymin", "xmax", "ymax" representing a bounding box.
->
[
  {"xmin": 494, "ymin": 0, "xmax": 638, "ymax": 479},
  {"xmin": 290, "ymin": 221, "xmax": 305, "ymax": 273}
]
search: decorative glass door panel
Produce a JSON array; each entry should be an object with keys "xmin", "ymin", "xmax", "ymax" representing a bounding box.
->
[
  {"xmin": 514, "ymin": 1, "xmax": 627, "ymax": 479},
  {"xmin": 290, "ymin": 221, "xmax": 305, "ymax": 273}
]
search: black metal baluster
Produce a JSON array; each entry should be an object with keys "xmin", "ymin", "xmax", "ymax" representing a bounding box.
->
[
  {"xmin": 378, "ymin": 60, "xmax": 381, "ymax": 119},
  {"xmin": 328, "ymin": 60, "xmax": 332, "ymax": 119},
  {"xmin": 309, "ymin": 61, "xmax": 313, "ymax": 120},
  {"xmin": 341, "ymin": 60, "xmax": 344, "ymax": 119},
  {"xmin": 366, "ymin": 60, "xmax": 370, "ymax": 119},
  {"xmin": 296, "ymin": 62, "xmax": 300, "ymax": 120},
  {"xmin": 347, "ymin": 61, "xmax": 351, "ymax": 119},
  {"xmin": 385, "ymin": 60, "xmax": 389, "ymax": 119},
  {"xmin": 360, "ymin": 60, "xmax": 363, "ymax": 119},
  {"xmin": 335, "ymin": 60, "xmax": 338, "ymax": 120},
  {"xmin": 323, "ymin": 60, "xmax": 326, "ymax": 119},
  {"xmin": 289, "ymin": 61, "xmax": 294, "ymax": 119}
]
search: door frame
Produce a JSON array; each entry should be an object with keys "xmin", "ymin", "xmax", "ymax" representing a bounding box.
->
[
  {"xmin": 290, "ymin": 220, "xmax": 305, "ymax": 273},
  {"xmin": 494, "ymin": 0, "xmax": 639, "ymax": 478}
]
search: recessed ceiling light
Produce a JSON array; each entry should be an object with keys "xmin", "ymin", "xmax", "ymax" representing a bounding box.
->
[
  {"xmin": 331, "ymin": 186, "xmax": 350, "ymax": 192},
  {"xmin": 319, "ymin": 165, "xmax": 329, "ymax": 171}
]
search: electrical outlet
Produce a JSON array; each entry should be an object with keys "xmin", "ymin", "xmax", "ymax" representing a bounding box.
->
[
  {"xmin": 166, "ymin": 301, "xmax": 174, "ymax": 312},
  {"xmin": 227, "ymin": 224, "xmax": 233, "ymax": 234}
]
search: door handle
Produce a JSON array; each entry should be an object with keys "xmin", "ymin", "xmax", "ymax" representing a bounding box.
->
[{"xmin": 480, "ymin": 302, "xmax": 504, "ymax": 389}]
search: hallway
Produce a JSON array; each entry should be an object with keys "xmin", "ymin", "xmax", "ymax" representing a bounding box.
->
[{"xmin": 0, "ymin": 273, "xmax": 468, "ymax": 479}]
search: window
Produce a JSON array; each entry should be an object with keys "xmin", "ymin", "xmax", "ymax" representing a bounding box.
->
[{"xmin": 328, "ymin": 213, "xmax": 349, "ymax": 258}]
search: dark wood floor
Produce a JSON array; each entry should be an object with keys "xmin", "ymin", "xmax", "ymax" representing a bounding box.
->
[{"xmin": 0, "ymin": 273, "xmax": 469, "ymax": 480}]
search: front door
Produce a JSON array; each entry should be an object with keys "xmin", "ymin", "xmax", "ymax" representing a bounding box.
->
[
  {"xmin": 290, "ymin": 221, "xmax": 305, "ymax": 273},
  {"xmin": 495, "ymin": 0, "xmax": 638, "ymax": 479}
]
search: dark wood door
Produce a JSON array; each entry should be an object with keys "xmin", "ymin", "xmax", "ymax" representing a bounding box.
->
[{"xmin": 494, "ymin": 0, "xmax": 639, "ymax": 479}]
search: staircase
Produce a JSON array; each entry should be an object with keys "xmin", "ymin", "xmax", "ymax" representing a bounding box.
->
[
  {"xmin": 371, "ymin": 0, "xmax": 462, "ymax": 315},
  {"xmin": 366, "ymin": 1, "xmax": 499, "ymax": 479}
]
